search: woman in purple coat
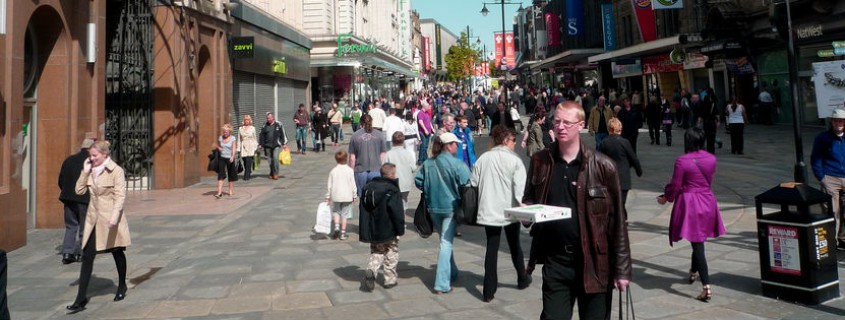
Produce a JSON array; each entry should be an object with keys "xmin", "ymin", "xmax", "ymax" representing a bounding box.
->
[{"xmin": 657, "ymin": 127, "xmax": 726, "ymax": 303}]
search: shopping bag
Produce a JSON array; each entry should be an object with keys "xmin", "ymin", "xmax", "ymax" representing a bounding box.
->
[
  {"xmin": 413, "ymin": 194, "xmax": 434, "ymax": 238},
  {"xmin": 313, "ymin": 202, "xmax": 332, "ymax": 235},
  {"xmin": 455, "ymin": 185, "xmax": 479, "ymax": 226},
  {"xmin": 279, "ymin": 148, "xmax": 292, "ymax": 166}
]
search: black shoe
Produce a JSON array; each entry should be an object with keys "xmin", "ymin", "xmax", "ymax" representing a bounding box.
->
[
  {"xmin": 837, "ymin": 240, "xmax": 845, "ymax": 251},
  {"xmin": 114, "ymin": 287, "xmax": 127, "ymax": 301},
  {"xmin": 62, "ymin": 254, "xmax": 75, "ymax": 265},
  {"xmin": 517, "ymin": 276, "xmax": 533, "ymax": 289},
  {"xmin": 66, "ymin": 299, "xmax": 88, "ymax": 314},
  {"xmin": 362, "ymin": 270, "xmax": 375, "ymax": 292}
]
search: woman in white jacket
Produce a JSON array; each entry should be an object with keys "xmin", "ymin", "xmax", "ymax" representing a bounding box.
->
[{"xmin": 470, "ymin": 125, "xmax": 531, "ymax": 303}]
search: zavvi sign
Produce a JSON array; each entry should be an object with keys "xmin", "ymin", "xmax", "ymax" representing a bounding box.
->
[{"xmin": 336, "ymin": 34, "xmax": 377, "ymax": 57}]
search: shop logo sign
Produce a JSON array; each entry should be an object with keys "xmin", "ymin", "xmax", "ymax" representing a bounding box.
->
[
  {"xmin": 796, "ymin": 25, "xmax": 823, "ymax": 40},
  {"xmin": 230, "ymin": 36, "xmax": 254, "ymax": 59},
  {"xmin": 635, "ymin": 0, "xmax": 651, "ymax": 8},
  {"xmin": 272, "ymin": 58, "xmax": 286, "ymax": 74},
  {"xmin": 336, "ymin": 34, "xmax": 377, "ymax": 57}
]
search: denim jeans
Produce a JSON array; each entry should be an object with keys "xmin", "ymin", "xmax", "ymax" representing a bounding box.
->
[
  {"xmin": 355, "ymin": 170, "xmax": 381, "ymax": 198},
  {"xmin": 418, "ymin": 134, "xmax": 430, "ymax": 164},
  {"xmin": 264, "ymin": 146, "xmax": 280, "ymax": 176},
  {"xmin": 594, "ymin": 133, "xmax": 608, "ymax": 150},
  {"xmin": 311, "ymin": 130, "xmax": 318, "ymax": 150},
  {"xmin": 430, "ymin": 211, "xmax": 458, "ymax": 292},
  {"xmin": 352, "ymin": 123, "xmax": 360, "ymax": 133},
  {"xmin": 295, "ymin": 127, "xmax": 308, "ymax": 152},
  {"xmin": 331, "ymin": 124, "xmax": 341, "ymax": 143}
]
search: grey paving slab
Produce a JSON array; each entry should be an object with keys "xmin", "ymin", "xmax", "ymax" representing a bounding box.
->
[
  {"xmin": 319, "ymin": 303, "xmax": 389, "ymax": 320},
  {"xmin": 382, "ymin": 297, "xmax": 447, "ymax": 318},
  {"xmin": 270, "ymin": 292, "xmax": 332, "ymax": 311}
]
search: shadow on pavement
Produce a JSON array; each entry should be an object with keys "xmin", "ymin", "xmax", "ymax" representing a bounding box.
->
[{"xmin": 630, "ymin": 261, "xmax": 692, "ymax": 299}]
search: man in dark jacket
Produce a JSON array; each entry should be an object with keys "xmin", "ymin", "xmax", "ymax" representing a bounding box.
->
[
  {"xmin": 258, "ymin": 113, "xmax": 288, "ymax": 180},
  {"xmin": 523, "ymin": 102, "xmax": 631, "ymax": 319},
  {"xmin": 358, "ymin": 163, "xmax": 405, "ymax": 291},
  {"xmin": 57, "ymin": 136, "xmax": 95, "ymax": 264}
]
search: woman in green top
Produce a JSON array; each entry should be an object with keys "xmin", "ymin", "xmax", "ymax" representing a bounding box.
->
[{"xmin": 351, "ymin": 105, "xmax": 363, "ymax": 133}]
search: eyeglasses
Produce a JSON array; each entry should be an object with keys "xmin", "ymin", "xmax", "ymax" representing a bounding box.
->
[{"xmin": 554, "ymin": 120, "xmax": 583, "ymax": 128}]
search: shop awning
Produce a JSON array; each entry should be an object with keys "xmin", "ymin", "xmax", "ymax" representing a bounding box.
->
[
  {"xmin": 532, "ymin": 48, "xmax": 605, "ymax": 70},
  {"xmin": 588, "ymin": 35, "xmax": 685, "ymax": 63},
  {"xmin": 310, "ymin": 56, "xmax": 419, "ymax": 78}
]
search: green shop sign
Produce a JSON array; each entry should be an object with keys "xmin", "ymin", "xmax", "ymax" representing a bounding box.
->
[
  {"xmin": 336, "ymin": 34, "xmax": 377, "ymax": 57},
  {"xmin": 273, "ymin": 58, "xmax": 286, "ymax": 74},
  {"xmin": 230, "ymin": 36, "xmax": 254, "ymax": 59}
]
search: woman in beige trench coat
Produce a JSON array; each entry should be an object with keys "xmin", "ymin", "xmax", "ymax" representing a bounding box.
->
[{"xmin": 67, "ymin": 140, "xmax": 131, "ymax": 314}]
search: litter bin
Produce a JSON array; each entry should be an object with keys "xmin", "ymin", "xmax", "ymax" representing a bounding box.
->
[{"xmin": 755, "ymin": 183, "xmax": 840, "ymax": 304}]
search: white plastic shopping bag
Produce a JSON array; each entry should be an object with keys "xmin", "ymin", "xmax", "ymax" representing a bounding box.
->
[{"xmin": 313, "ymin": 202, "xmax": 332, "ymax": 235}]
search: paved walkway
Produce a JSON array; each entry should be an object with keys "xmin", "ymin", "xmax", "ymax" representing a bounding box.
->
[{"xmin": 7, "ymin": 123, "xmax": 845, "ymax": 319}]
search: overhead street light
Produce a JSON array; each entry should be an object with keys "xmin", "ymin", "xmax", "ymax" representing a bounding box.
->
[{"xmin": 480, "ymin": 0, "xmax": 524, "ymax": 98}]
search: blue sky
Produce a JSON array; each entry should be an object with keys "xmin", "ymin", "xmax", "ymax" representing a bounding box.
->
[{"xmin": 413, "ymin": 0, "xmax": 530, "ymax": 59}]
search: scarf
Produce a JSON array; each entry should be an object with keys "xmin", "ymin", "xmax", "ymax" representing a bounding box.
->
[{"xmin": 93, "ymin": 157, "xmax": 111, "ymax": 179}]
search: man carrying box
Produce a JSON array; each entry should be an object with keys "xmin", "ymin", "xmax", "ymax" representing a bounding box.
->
[{"xmin": 522, "ymin": 101, "xmax": 632, "ymax": 319}]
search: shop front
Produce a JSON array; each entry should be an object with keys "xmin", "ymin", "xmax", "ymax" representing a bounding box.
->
[
  {"xmin": 310, "ymin": 34, "xmax": 417, "ymax": 107},
  {"xmin": 230, "ymin": 6, "xmax": 312, "ymax": 133}
]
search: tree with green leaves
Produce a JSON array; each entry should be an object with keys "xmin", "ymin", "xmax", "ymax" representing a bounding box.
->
[{"xmin": 444, "ymin": 32, "xmax": 483, "ymax": 82}]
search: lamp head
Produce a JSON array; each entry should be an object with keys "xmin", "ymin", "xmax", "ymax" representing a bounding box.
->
[
  {"xmin": 517, "ymin": 3, "xmax": 525, "ymax": 13},
  {"xmin": 481, "ymin": 4, "xmax": 489, "ymax": 16}
]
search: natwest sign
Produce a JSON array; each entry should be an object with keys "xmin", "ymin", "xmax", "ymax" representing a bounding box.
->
[{"xmin": 336, "ymin": 34, "xmax": 377, "ymax": 57}]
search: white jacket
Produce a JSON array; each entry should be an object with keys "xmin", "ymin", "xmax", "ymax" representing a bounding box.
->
[
  {"xmin": 384, "ymin": 146, "xmax": 417, "ymax": 193},
  {"xmin": 470, "ymin": 145, "xmax": 526, "ymax": 226},
  {"xmin": 326, "ymin": 164, "xmax": 357, "ymax": 202}
]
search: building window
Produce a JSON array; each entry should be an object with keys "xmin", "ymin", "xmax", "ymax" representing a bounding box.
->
[
  {"xmin": 659, "ymin": 10, "xmax": 680, "ymax": 38},
  {"xmin": 620, "ymin": 15, "xmax": 634, "ymax": 47}
]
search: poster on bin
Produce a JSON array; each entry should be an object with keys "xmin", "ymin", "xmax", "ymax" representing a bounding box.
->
[
  {"xmin": 768, "ymin": 225, "xmax": 801, "ymax": 276},
  {"xmin": 812, "ymin": 60, "xmax": 845, "ymax": 118}
]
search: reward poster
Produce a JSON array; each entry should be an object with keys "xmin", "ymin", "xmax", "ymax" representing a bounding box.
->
[
  {"xmin": 768, "ymin": 225, "xmax": 801, "ymax": 276},
  {"xmin": 812, "ymin": 60, "xmax": 845, "ymax": 118}
]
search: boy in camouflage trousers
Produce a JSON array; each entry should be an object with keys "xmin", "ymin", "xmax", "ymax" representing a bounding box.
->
[{"xmin": 358, "ymin": 163, "xmax": 406, "ymax": 291}]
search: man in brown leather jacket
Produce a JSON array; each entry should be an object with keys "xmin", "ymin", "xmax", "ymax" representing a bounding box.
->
[{"xmin": 523, "ymin": 101, "xmax": 632, "ymax": 319}]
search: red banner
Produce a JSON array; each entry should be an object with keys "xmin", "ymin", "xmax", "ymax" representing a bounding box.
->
[
  {"xmin": 494, "ymin": 32, "xmax": 504, "ymax": 69},
  {"xmin": 423, "ymin": 36, "xmax": 431, "ymax": 71},
  {"xmin": 545, "ymin": 13, "xmax": 560, "ymax": 48},
  {"xmin": 482, "ymin": 61, "xmax": 489, "ymax": 75},
  {"xmin": 631, "ymin": 0, "xmax": 657, "ymax": 42},
  {"xmin": 505, "ymin": 32, "xmax": 515, "ymax": 69},
  {"xmin": 642, "ymin": 54, "xmax": 683, "ymax": 74}
]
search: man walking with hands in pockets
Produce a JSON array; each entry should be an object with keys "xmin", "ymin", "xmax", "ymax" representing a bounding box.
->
[{"xmin": 523, "ymin": 101, "xmax": 632, "ymax": 319}]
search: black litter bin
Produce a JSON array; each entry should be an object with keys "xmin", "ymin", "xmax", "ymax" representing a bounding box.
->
[{"xmin": 755, "ymin": 183, "xmax": 840, "ymax": 305}]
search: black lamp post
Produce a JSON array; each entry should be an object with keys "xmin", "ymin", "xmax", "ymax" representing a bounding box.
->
[
  {"xmin": 783, "ymin": 0, "xmax": 807, "ymax": 183},
  {"xmin": 481, "ymin": 1, "xmax": 525, "ymax": 104}
]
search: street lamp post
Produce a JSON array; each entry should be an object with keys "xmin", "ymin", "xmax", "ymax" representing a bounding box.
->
[
  {"xmin": 481, "ymin": 1, "xmax": 524, "ymax": 105},
  {"xmin": 784, "ymin": 0, "xmax": 807, "ymax": 183}
]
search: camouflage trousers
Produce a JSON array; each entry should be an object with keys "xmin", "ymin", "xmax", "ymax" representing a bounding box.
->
[{"xmin": 367, "ymin": 239, "xmax": 400, "ymax": 285}]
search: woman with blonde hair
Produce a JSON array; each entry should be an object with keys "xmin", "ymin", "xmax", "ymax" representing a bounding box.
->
[
  {"xmin": 239, "ymin": 115, "xmax": 258, "ymax": 180},
  {"xmin": 598, "ymin": 117, "xmax": 642, "ymax": 220},
  {"xmin": 216, "ymin": 123, "xmax": 238, "ymax": 198},
  {"xmin": 67, "ymin": 140, "xmax": 131, "ymax": 314}
]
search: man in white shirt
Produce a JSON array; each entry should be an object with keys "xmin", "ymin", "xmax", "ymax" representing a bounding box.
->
[
  {"xmin": 369, "ymin": 104, "xmax": 387, "ymax": 131},
  {"xmin": 382, "ymin": 108, "xmax": 405, "ymax": 151}
]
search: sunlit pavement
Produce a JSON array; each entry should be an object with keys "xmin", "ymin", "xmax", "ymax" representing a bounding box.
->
[{"xmin": 7, "ymin": 121, "xmax": 845, "ymax": 319}]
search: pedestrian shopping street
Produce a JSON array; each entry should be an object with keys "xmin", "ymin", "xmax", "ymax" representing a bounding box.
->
[{"xmin": 7, "ymin": 123, "xmax": 845, "ymax": 319}]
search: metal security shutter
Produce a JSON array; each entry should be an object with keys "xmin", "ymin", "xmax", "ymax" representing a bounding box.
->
[
  {"xmin": 255, "ymin": 74, "xmax": 276, "ymax": 131},
  {"xmin": 277, "ymin": 78, "xmax": 295, "ymax": 125},
  {"xmin": 232, "ymin": 71, "xmax": 255, "ymax": 135},
  {"xmin": 293, "ymin": 80, "xmax": 308, "ymax": 113}
]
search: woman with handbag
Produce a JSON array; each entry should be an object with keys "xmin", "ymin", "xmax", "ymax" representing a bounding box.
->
[
  {"xmin": 470, "ymin": 125, "xmax": 531, "ymax": 302},
  {"xmin": 239, "ymin": 115, "xmax": 258, "ymax": 180},
  {"xmin": 657, "ymin": 127, "xmax": 726, "ymax": 302},
  {"xmin": 215, "ymin": 124, "xmax": 238, "ymax": 198}
]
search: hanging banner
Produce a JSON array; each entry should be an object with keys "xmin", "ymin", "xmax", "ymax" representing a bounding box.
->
[
  {"xmin": 545, "ymin": 12, "xmax": 560, "ymax": 48},
  {"xmin": 652, "ymin": 0, "xmax": 683, "ymax": 10},
  {"xmin": 565, "ymin": 0, "xmax": 584, "ymax": 36},
  {"xmin": 494, "ymin": 32, "xmax": 504, "ymax": 69},
  {"xmin": 725, "ymin": 57, "xmax": 755, "ymax": 75},
  {"xmin": 631, "ymin": 0, "xmax": 657, "ymax": 42},
  {"xmin": 812, "ymin": 60, "xmax": 845, "ymax": 118},
  {"xmin": 435, "ymin": 25, "xmax": 442, "ymax": 69},
  {"xmin": 482, "ymin": 61, "xmax": 489, "ymax": 76},
  {"xmin": 423, "ymin": 36, "xmax": 431, "ymax": 71},
  {"xmin": 601, "ymin": 3, "xmax": 616, "ymax": 51},
  {"xmin": 536, "ymin": 30, "xmax": 547, "ymax": 59},
  {"xmin": 505, "ymin": 32, "xmax": 515, "ymax": 70}
]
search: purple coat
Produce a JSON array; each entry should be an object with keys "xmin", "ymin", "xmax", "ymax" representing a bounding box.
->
[{"xmin": 664, "ymin": 150, "xmax": 726, "ymax": 245}]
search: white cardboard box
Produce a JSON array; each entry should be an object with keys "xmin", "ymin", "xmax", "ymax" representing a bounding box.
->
[{"xmin": 505, "ymin": 205, "xmax": 571, "ymax": 223}]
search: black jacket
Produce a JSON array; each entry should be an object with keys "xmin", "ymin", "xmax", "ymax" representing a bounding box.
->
[
  {"xmin": 358, "ymin": 177, "xmax": 405, "ymax": 243},
  {"xmin": 598, "ymin": 135, "xmax": 642, "ymax": 190},
  {"xmin": 58, "ymin": 149, "xmax": 90, "ymax": 204},
  {"xmin": 259, "ymin": 121, "xmax": 288, "ymax": 148}
]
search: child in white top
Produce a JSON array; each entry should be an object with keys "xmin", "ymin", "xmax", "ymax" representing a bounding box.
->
[{"xmin": 326, "ymin": 150, "xmax": 358, "ymax": 240}]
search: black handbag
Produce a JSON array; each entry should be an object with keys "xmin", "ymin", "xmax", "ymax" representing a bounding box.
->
[
  {"xmin": 207, "ymin": 149, "xmax": 219, "ymax": 172},
  {"xmin": 414, "ymin": 193, "xmax": 434, "ymax": 238},
  {"xmin": 236, "ymin": 152, "xmax": 244, "ymax": 174},
  {"xmin": 455, "ymin": 185, "xmax": 479, "ymax": 226}
]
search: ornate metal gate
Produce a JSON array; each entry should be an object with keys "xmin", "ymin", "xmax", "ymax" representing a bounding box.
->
[{"xmin": 105, "ymin": 0, "xmax": 154, "ymax": 190}]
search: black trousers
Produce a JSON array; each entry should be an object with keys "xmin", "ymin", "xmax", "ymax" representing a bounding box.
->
[
  {"xmin": 663, "ymin": 124, "xmax": 673, "ymax": 145},
  {"xmin": 703, "ymin": 121, "xmax": 717, "ymax": 154},
  {"xmin": 73, "ymin": 228, "xmax": 127, "ymax": 304},
  {"xmin": 242, "ymin": 156, "xmax": 254, "ymax": 180},
  {"xmin": 690, "ymin": 242, "xmax": 710, "ymax": 285},
  {"xmin": 0, "ymin": 250, "xmax": 10, "ymax": 320},
  {"xmin": 647, "ymin": 121, "xmax": 661, "ymax": 144},
  {"xmin": 541, "ymin": 254, "xmax": 611, "ymax": 320},
  {"xmin": 483, "ymin": 223, "xmax": 527, "ymax": 300},
  {"xmin": 622, "ymin": 132, "xmax": 639, "ymax": 154},
  {"xmin": 62, "ymin": 201, "xmax": 87, "ymax": 255},
  {"xmin": 621, "ymin": 189, "xmax": 629, "ymax": 221},
  {"xmin": 728, "ymin": 123, "xmax": 744, "ymax": 154}
]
